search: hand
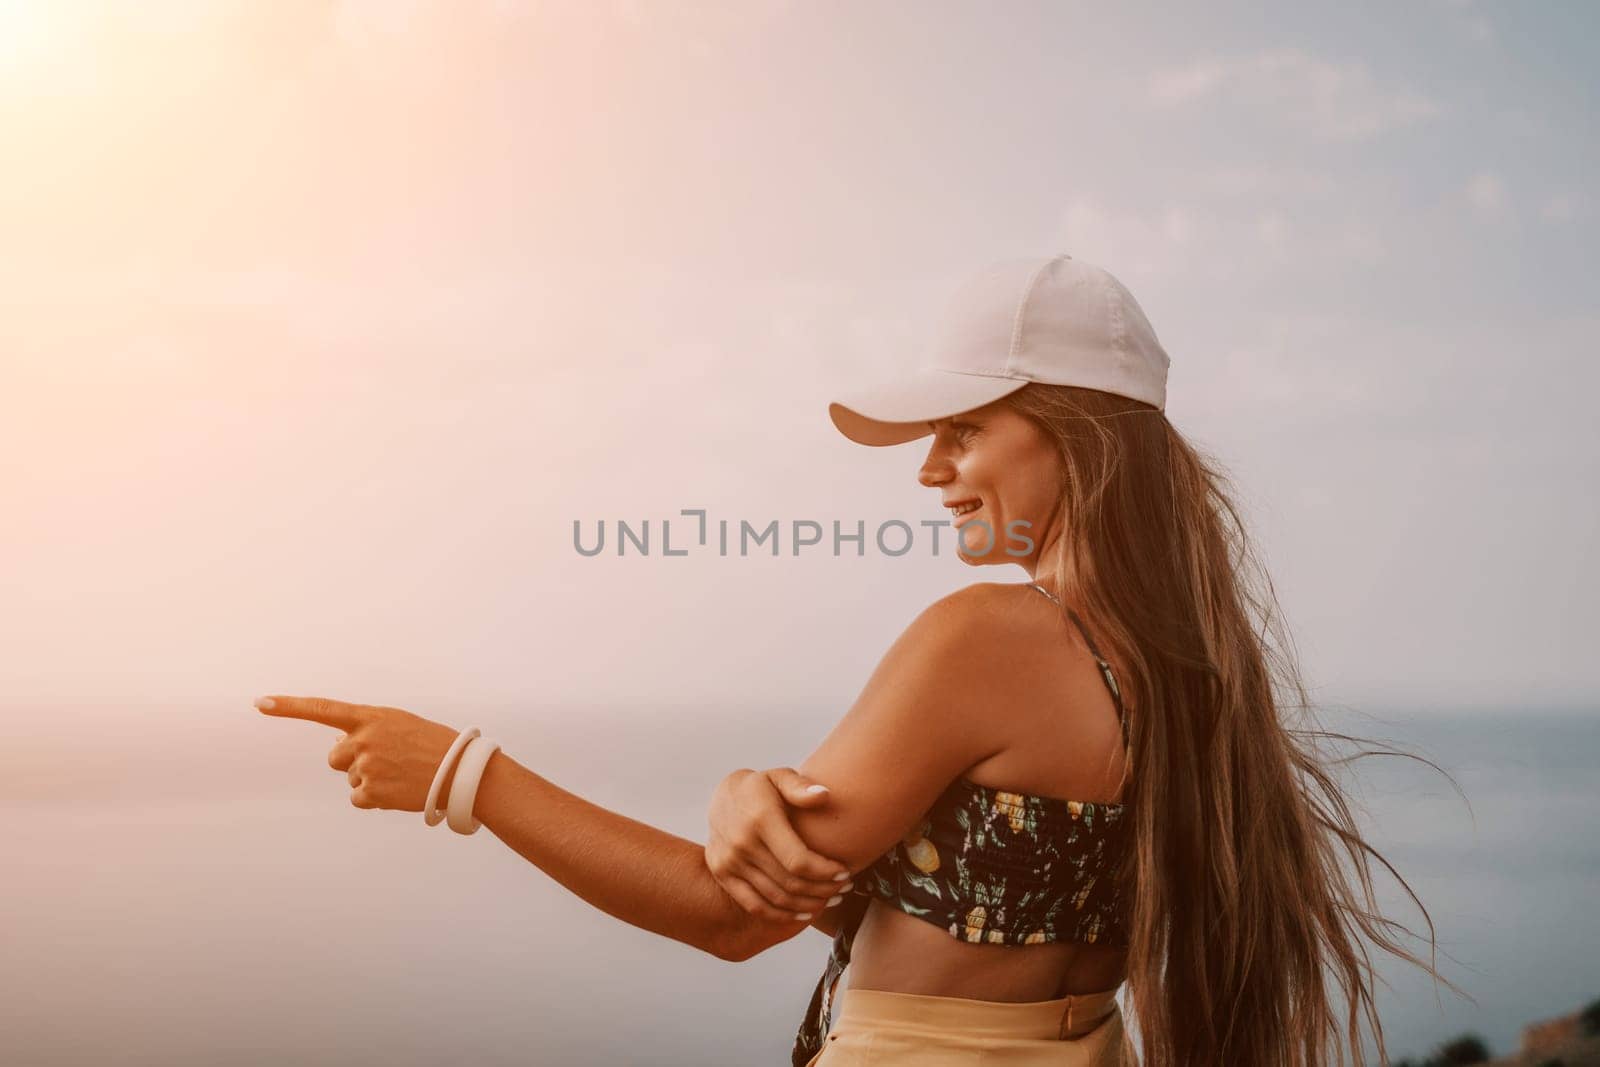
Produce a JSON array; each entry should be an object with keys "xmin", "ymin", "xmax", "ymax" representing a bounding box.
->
[
  {"xmin": 705, "ymin": 767, "xmax": 855, "ymax": 922},
  {"xmin": 254, "ymin": 694, "xmax": 465, "ymax": 813}
]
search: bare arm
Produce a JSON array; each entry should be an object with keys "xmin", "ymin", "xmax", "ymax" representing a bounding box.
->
[
  {"xmin": 472, "ymin": 750, "xmax": 816, "ymax": 961},
  {"xmin": 718, "ymin": 583, "xmax": 1029, "ymax": 962},
  {"xmin": 472, "ymin": 582, "xmax": 1024, "ymax": 964},
  {"xmin": 704, "ymin": 766, "xmax": 857, "ymax": 922}
]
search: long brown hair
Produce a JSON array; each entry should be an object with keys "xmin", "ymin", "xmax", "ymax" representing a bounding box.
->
[{"xmin": 1002, "ymin": 383, "xmax": 1467, "ymax": 1066}]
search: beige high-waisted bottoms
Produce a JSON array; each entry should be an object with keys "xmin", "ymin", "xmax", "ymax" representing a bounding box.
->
[{"xmin": 801, "ymin": 984, "xmax": 1136, "ymax": 1067}]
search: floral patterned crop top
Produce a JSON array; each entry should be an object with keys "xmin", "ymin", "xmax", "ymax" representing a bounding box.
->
[{"xmin": 791, "ymin": 583, "xmax": 1133, "ymax": 1067}]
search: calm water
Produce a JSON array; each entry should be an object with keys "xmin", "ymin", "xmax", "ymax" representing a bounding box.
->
[{"xmin": 1, "ymin": 703, "xmax": 1595, "ymax": 1065}]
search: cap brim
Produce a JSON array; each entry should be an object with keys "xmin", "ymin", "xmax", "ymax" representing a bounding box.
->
[{"xmin": 829, "ymin": 369, "xmax": 1031, "ymax": 446}]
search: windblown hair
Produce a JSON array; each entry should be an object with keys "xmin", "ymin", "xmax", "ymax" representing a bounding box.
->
[{"xmin": 1001, "ymin": 383, "xmax": 1466, "ymax": 1067}]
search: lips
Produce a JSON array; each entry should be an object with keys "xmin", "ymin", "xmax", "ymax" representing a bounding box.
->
[{"xmin": 946, "ymin": 500, "xmax": 984, "ymax": 528}]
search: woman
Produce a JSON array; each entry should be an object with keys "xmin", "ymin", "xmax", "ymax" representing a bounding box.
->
[
  {"xmin": 711, "ymin": 255, "xmax": 1460, "ymax": 1066},
  {"xmin": 259, "ymin": 255, "xmax": 1453, "ymax": 1066}
]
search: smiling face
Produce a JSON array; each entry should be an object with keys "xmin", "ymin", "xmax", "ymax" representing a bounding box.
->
[{"xmin": 918, "ymin": 400, "xmax": 1067, "ymax": 575}]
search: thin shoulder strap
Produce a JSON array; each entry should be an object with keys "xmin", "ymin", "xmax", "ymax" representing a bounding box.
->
[{"xmin": 1027, "ymin": 583, "xmax": 1130, "ymax": 751}]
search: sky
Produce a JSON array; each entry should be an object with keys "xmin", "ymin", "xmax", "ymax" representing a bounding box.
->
[
  {"xmin": 2, "ymin": 3, "xmax": 1598, "ymax": 1065},
  {"xmin": 2, "ymin": 0, "xmax": 1597, "ymax": 725}
]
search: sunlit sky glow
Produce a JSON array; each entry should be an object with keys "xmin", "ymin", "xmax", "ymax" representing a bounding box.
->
[{"xmin": 1, "ymin": 0, "xmax": 1596, "ymax": 720}]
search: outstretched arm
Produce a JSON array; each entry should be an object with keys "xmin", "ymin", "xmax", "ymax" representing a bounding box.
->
[
  {"xmin": 471, "ymin": 749, "xmax": 824, "ymax": 961},
  {"xmin": 254, "ymin": 693, "xmax": 822, "ymax": 963},
  {"xmin": 255, "ymin": 584, "xmax": 1016, "ymax": 964}
]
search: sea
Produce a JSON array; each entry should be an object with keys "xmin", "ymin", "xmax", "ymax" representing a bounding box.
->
[{"xmin": 1, "ymin": 702, "xmax": 1594, "ymax": 1065}]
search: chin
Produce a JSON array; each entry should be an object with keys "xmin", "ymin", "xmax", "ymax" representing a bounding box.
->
[{"xmin": 955, "ymin": 533, "xmax": 1007, "ymax": 567}]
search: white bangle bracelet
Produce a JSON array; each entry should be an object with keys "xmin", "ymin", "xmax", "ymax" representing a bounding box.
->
[
  {"xmin": 446, "ymin": 735, "xmax": 501, "ymax": 835},
  {"xmin": 424, "ymin": 726, "xmax": 481, "ymax": 828}
]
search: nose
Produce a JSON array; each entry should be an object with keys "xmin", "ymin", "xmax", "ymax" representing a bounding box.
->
[{"xmin": 918, "ymin": 439, "xmax": 953, "ymax": 488}]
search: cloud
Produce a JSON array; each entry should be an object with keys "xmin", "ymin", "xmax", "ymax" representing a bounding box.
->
[
  {"xmin": 1050, "ymin": 192, "xmax": 1386, "ymax": 286},
  {"xmin": 1463, "ymin": 172, "xmax": 1508, "ymax": 218},
  {"xmin": 1191, "ymin": 165, "xmax": 1337, "ymax": 200},
  {"xmin": 1148, "ymin": 59, "xmax": 1228, "ymax": 105},
  {"xmin": 1540, "ymin": 193, "xmax": 1589, "ymax": 224},
  {"xmin": 1253, "ymin": 210, "xmax": 1290, "ymax": 252},
  {"xmin": 1147, "ymin": 48, "xmax": 1440, "ymax": 141}
]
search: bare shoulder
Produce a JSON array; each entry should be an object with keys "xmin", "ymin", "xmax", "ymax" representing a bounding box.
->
[
  {"xmin": 858, "ymin": 583, "xmax": 1025, "ymax": 716},
  {"xmin": 784, "ymin": 584, "xmax": 1049, "ymax": 874},
  {"xmin": 909, "ymin": 582, "xmax": 1072, "ymax": 669},
  {"xmin": 874, "ymin": 582, "xmax": 1080, "ymax": 729},
  {"xmin": 944, "ymin": 583, "xmax": 1130, "ymax": 800},
  {"xmin": 913, "ymin": 581, "xmax": 1061, "ymax": 642}
]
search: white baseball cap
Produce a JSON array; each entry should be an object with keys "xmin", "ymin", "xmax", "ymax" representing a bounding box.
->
[{"xmin": 828, "ymin": 254, "xmax": 1171, "ymax": 446}]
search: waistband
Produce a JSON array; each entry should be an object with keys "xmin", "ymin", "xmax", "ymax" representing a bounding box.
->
[{"xmin": 832, "ymin": 984, "xmax": 1124, "ymax": 1041}]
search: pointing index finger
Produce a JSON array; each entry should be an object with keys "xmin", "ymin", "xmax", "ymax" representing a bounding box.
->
[{"xmin": 254, "ymin": 695, "xmax": 364, "ymax": 731}]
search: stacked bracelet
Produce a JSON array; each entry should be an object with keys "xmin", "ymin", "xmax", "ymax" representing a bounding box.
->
[
  {"xmin": 446, "ymin": 735, "xmax": 501, "ymax": 835},
  {"xmin": 424, "ymin": 725, "xmax": 480, "ymax": 829},
  {"xmin": 422, "ymin": 726, "xmax": 496, "ymax": 831}
]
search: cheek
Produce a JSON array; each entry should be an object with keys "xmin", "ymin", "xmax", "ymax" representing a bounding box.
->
[{"xmin": 998, "ymin": 478, "xmax": 1055, "ymax": 527}]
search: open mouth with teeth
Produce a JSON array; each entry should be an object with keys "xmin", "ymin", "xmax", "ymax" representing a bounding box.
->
[{"xmin": 947, "ymin": 499, "xmax": 983, "ymax": 523}]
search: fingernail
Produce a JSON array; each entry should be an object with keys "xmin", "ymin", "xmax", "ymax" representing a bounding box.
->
[
  {"xmin": 842, "ymin": 882, "xmax": 854, "ymax": 893},
  {"xmin": 254, "ymin": 697, "xmax": 275, "ymax": 710},
  {"xmin": 805, "ymin": 784, "xmax": 828, "ymax": 795},
  {"xmin": 794, "ymin": 912, "xmax": 812, "ymax": 921},
  {"xmin": 826, "ymin": 895, "xmax": 842, "ymax": 908},
  {"xmin": 833, "ymin": 871, "xmax": 851, "ymax": 881}
]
